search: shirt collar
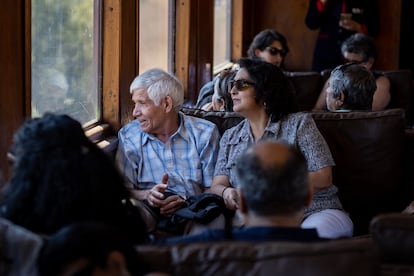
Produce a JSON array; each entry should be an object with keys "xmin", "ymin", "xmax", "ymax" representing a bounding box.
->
[{"xmin": 141, "ymin": 112, "xmax": 186, "ymax": 144}]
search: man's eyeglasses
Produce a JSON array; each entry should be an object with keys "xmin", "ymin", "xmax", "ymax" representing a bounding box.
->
[
  {"xmin": 228, "ymin": 79, "xmax": 255, "ymax": 91},
  {"xmin": 266, "ymin": 47, "xmax": 286, "ymax": 57}
]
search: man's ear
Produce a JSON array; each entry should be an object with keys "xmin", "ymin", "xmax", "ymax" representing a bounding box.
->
[
  {"xmin": 106, "ymin": 251, "xmax": 129, "ymax": 275},
  {"xmin": 164, "ymin": 95, "xmax": 174, "ymax": 112},
  {"xmin": 338, "ymin": 91, "xmax": 345, "ymax": 102},
  {"xmin": 365, "ymin": 57, "xmax": 375, "ymax": 69}
]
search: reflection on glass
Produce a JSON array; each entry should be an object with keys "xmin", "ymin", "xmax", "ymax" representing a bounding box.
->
[
  {"xmin": 31, "ymin": 0, "xmax": 100, "ymax": 126},
  {"xmin": 139, "ymin": 0, "xmax": 170, "ymax": 73},
  {"xmin": 214, "ymin": 0, "xmax": 231, "ymax": 71}
]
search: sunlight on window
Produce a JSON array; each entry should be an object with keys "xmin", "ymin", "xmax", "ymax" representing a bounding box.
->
[
  {"xmin": 139, "ymin": 0, "xmax": 171, "ymax": 73},
  {"xmin": 213, "ymin": 0, "xmax": 232, "ymax": 72},
  {"xmin": 31, "ymin": 0, "xmax": 100, "ymax": 126}
]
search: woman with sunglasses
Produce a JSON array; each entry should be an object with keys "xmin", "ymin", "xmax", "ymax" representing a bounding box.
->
[
  {"xmin": 247, "ymin": 29, "xmax": 289, "ymax": 70},
  {"xmin": 209, "ymin": 57, "xmax": 353, "ymax": 239},
  {"xmin": 195, "ymin": 29, "xmax": 289, "ymax": 109}
]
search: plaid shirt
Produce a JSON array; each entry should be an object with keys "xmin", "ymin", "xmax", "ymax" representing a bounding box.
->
[{"xmin": 116, "ymin": 112, "xmax": 220, "ymax": 197}]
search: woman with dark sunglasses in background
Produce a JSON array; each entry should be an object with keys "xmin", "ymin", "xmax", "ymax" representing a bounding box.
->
[
  {"xmin": 209, "ymin": 57, "xmax": 354, "ymax": 239},
  {"xmin": 195, "ymin": 29, "xmax": 289, "ymax": 109},
  {"xmin": 247, "ymin": 29, "xmax": 289, "ymax": 70}
]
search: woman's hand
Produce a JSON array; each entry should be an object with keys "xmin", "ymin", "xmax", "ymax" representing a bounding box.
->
[
  {"xmin": 222, "ymin": 187, "xmax": 239, "ymax": 210},
  {"xmin": 339, "ymin": 18, "xmax": 362, "ymax": 33}
]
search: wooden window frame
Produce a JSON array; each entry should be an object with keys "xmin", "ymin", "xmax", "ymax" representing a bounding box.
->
[
  {"xmin": 175, "ymin": 0, "xmax": 244, "ymax": 105},
  {"xmin": 23, "ymin": 0, "xmax": 246, "ymax": 149}
]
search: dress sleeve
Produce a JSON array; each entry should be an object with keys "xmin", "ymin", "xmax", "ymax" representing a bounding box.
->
[{"xmin": 296, "ymin": 114, "xmax": 335, "ymax": 171}]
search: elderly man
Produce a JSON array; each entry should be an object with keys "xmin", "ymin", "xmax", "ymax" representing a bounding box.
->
[
  {"xmin": 116, "ymin": 68, "xmax": 220, "ymax": 232},
  {"xmin": 161, "ymin": 140, "xmax": 325, "ymax": 244}
]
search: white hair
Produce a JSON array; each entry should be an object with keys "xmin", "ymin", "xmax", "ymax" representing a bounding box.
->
[{"xmin": 129, "ymin": 68, "xmax": 184, "ymax": 112}]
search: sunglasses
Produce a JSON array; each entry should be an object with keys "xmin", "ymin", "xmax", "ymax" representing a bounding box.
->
[
  {"xmin": 228, "ymin": 79, "xmax": 255, "ymax": 91},
  {"xmin": 266, "ymin": 47, "xmax": 286, "ymax": 57}
]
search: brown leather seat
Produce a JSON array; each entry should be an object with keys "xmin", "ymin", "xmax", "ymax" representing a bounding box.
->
[{"xmin": 137, "ymin": 238, "xmax": 379, "ymax": 276}]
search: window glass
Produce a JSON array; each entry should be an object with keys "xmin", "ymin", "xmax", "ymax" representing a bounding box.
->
[
  {"xmin": 213, "ymin": 0, "xmax": 232, "ymax": 71},
  {"xmin": 31, "ymin": 0, "xmax": 100, "ymax": 126},
  {"xmin": 139, "ymin": 0, "xmax": 171, "ymax": 73}
]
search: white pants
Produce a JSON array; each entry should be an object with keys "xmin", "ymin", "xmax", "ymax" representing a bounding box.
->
[{"xmin": 301, "ymin": 209, "xmax": 354, "ymax": 238}]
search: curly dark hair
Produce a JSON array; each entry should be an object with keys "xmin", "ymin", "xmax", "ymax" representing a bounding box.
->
[
  {"xmin": 1, "ymin": 113, "xmax": 147, "ymax": 243},
  {"xmin": 38, "ymin": 222, "xmax": 147, "ymax": 276},
  {"xmin": 237, "ymin": 57, "xmax": 297, "ymax": 122}
]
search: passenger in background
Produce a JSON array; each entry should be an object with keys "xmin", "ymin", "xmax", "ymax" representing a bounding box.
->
[
  {"xmin": 38, "ymin": 222, "xmax": 149, "ymax": 276},
  {"xmin": 0, "ymin": 113, "xmax": 148, "ymax": 244},
  {"xmin": 200, "ymin": 68, "xmax": 237, "ymax": 111},
  {"xmin": 160, "ymin": 141, "xmax": 324, "ymax": 244},
  {"xmin": 305, "ymin": 0, "xmax": 379, "ymax": 72},
  {"xmin": 246, "ymin": 29, "xmax": 289, "ymax": 70},
  {"xmin": 325, "ymin": 63, "xmax": 376, "ymax": 111},
  {"xmin": 313, "ymin": 33, "xmax": 391, "ymax": 111},
  {"xmin": 195, "ymin": 29, "xmax": 289, "ymax": 109},
  {"xmin": 116, "ymin": 68, "xmax": 220, "ymax": 235},
  {"xmin": 209, "ymin": 57, "xmax": 353, "ymax": 239}
]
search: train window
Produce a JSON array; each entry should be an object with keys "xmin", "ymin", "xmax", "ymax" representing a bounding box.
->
[
  {"xmin": 139, "ymin": 0, "xmax": 173, "ymax": 73},
  {"xmin": 213, "ymin": 0, "xmax": 232, "ymax": 72},
  {"xmin": 31, "ymin": 0, "xmax": 101, "ymax": 126}
]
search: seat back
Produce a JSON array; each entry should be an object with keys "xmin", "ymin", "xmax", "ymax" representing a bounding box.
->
[
  {"xmin": 137, "ymin": 238, "xmax": 379, "ymax": 276},
  {"xmin": 311, "ymin": 109, "xmax": 409, "ymax": 235},
  {"xmin": 286, "ymin": 71, "xmax": 323, "ymax": 111},
  {"xmin": 381, "ymin": 70, "xmax": 414, "ymax": 126}
]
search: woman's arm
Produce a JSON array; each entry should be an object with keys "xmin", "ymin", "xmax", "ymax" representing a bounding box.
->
[
  {"xmin": 312, "ymin": 79, "xmax": 329, "ymax": 111},
  {"xmin": 209, "ymin": 175, "xmax": 239, "ymax": 210},
  {"xmin": 308, "ymin": 166, "xmax": 332, "ymax": 192},
  {"xmin": 372, "ymin": 75, "xmax": 391, "ymax": 111}
]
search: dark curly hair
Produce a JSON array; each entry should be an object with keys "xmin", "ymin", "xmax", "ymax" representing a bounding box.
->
[
  {"xmin": 1, "ymin": 113, "xmax": 147, "ymax": 243},
  {"xmin": 237, "ymin": 57, "xmax": 297, "ymax": 122},
  {"xmin": 38, "ymin": 222, "xmax": 147, "ymax": 276}
]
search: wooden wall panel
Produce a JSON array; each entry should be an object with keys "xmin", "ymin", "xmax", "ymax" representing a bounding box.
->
[
  {"xmin": 248, "ymin": 0, "xmax": 318, "ymax": 71},
  {"xmin": 248, "ymin": 0, "xmax": 401, "ymax": 71},
  {"xmin": 375, "ymin": 0, "xmax": 401, "ymax": 70},
  {"xmin": 0, "ymin": 0, "xmax": 26, "ymax": 182}
]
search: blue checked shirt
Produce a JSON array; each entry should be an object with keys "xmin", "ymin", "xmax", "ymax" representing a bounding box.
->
[{"xmin": 116, "ymin": 112, "xmax": 220, "ymax": 198}]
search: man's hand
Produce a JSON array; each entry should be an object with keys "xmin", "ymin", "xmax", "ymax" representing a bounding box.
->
[
  {"xmin": 160, "ymin": 195, "xmax": 186, "ymax": 216},
  {"xmin": 146, "ymin": 173, "xmax": 169, "ymax": 207},
  {"xmin": 145, "ymin": 173, "xmax": 186, "ymax": 216}
]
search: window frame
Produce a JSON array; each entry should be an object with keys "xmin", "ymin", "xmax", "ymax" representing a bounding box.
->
[{"xmin": 25, "ymin": 0, "xmax": 245, "ymax": 132}]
